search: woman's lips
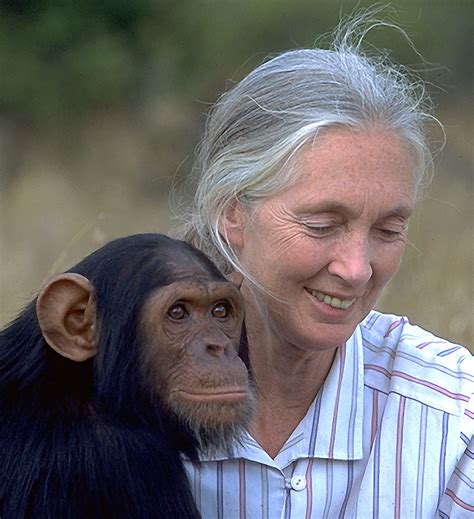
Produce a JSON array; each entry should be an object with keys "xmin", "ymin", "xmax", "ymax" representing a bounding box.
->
[{"xmin": 305, "ymin": 288, "xmax": 356, "ymax": 310}]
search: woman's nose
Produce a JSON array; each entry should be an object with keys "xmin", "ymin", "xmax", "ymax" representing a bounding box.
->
[{"xmin": 327, "ymin": 235, "xmax": 373, "ymax": 287}]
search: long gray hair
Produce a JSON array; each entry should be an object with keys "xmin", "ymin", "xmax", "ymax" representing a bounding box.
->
[{"xmin": 174, "ymin": 10, "xmax": 438, "ymax": 276}]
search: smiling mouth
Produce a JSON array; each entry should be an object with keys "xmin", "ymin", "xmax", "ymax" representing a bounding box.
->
[{"xmin": 305, "ymin": 288, "xmax": 356, "ymax": 310}]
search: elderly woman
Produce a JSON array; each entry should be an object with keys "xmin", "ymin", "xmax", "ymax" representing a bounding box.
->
[{"xmin": 175, "ymin": 18, "xmax": 473, "ymax": 519}]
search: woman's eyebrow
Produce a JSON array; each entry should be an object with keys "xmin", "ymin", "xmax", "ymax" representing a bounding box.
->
[
  {"xmin": 297, "ymin": 201, "xmax": 354, "ymax": 215},
  {"xmin": 383, "ymin": 206, "xmax": 414, "ymax": 219},
  {"xmin": 297, "ymin": 201, "xmax": 414, "ymax": 219}
]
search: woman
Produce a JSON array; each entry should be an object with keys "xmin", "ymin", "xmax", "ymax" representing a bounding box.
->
[{"xmin": 175, "ymin": 15, "xmax": 473, "ymax": 519}]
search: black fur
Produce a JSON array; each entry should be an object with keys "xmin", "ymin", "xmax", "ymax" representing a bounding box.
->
[{"xmin": 0, "ymin": 233, "xmax": 228, "ymax": 519}]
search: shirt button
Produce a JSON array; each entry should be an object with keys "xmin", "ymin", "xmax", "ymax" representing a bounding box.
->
[{"xmin": 290, "ymin": 474, "xmax": 307, "ymax": 491}]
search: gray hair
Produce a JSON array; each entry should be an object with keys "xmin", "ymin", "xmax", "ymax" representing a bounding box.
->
[{"xmin": 173, "ymin": 11, "xmax": 438, "ymax": 275}]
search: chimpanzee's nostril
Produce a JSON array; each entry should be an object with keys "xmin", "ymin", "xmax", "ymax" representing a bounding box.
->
[{"xmin": 206, "ymin": 343, "xmax": 225, "ymax": 357}]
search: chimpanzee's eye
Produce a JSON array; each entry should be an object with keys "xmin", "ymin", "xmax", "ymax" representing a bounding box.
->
[
  {"xmin": 167, "ymin": 304, "xmax": 188, "ymax": 320},
  {"xmin": 211, "ymin": 301, "xmax": 230, "ymax": 319}
]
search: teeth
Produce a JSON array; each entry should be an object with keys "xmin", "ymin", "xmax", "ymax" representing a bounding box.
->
[{"xmin": 308, "ymin": 289, "xmax": 355, "ymax": 309}]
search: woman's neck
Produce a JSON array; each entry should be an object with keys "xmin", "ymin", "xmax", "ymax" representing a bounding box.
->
[{"xmin": 244, "ymin": 308, "xmax": 337, "ymax": 458}]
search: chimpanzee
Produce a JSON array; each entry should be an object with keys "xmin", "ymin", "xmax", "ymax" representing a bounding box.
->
[{"xmin": 0, "ymin": 233, "xmax": 254, "ymax": 519}]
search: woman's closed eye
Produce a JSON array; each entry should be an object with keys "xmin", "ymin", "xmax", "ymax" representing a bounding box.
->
[
  {"xmin": 302, "ymin": 220, "xmax": 338, "ymax": 237},
  {"xmin": 305, "ymin": 225, "xmax": 334, "ymax": 236},
  {"xmin": 376, "ymin": 226, "xmax": 407, "ymax": 241}
]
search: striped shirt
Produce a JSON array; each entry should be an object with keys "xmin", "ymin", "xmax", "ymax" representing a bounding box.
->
[{"xmin": 184, "ymin": 310, "xmax": 474, "ymax": 518}]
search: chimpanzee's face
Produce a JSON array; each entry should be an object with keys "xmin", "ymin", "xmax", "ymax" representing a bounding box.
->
[{"xmin": 140, "ymin": 278, "xmax": 254, "ymax": 450}]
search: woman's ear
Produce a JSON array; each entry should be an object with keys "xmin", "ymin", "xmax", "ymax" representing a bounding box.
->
[
  {"xmin": 218, "ymin": 199, "xmax": 247, "ymax": 251},
  {"xmin": 36, "ymin": 273, "xmax": 99, "ymax": 362},
  {"xmin": 226, "ymin": 271, "xmax": 244, "ymax": 289}
]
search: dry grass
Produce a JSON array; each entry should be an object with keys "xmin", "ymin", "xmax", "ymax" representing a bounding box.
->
[
  {"xmin": 1, "ymin": 108, "xmax": 472, "ymax": 351},
  {"xmin": 377, "ymin": 177, "xmax": 473, "ymax": 348}
]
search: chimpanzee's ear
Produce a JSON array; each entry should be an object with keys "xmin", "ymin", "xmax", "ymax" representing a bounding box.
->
[{"xmin": 36, "ymin": 273, "xmax": 99, "ymax": 362}]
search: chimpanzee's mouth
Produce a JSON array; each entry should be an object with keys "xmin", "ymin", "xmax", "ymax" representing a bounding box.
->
[{"xmin": 175, "ymin": 389, "xmax": 249, "ymax": 402}]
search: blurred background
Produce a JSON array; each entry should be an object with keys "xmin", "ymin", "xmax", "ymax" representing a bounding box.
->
[{"xmin": 0, "ymin": 0, "xmax": 472, "ymax": 349}]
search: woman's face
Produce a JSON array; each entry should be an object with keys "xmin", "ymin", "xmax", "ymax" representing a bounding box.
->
[{"xmin": 225, "ymin": 128, "xmax": 416, "ymax": 351}]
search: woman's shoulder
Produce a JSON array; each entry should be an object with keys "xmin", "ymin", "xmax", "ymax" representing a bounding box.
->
[
  {"xmin": 358, "ymin": 310, "xmax": 473, "ymax": 416},
  {"xmin": 360, "ymin": 310, "xmax": 471, "ymax": 363}
]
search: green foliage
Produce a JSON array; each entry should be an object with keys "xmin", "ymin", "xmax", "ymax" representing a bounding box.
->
[
  {"xmin": 0, "ymin": 0, "xmax": 471, "ymax": 119},
  {"xmin": 0, "ymin": 0, "xmax": 150, "ymax": 117}
]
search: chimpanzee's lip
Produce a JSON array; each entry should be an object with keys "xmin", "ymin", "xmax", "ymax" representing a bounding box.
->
[{"xmin": 175, "ymin": 388, "xmax": 249, "ymax": 402}]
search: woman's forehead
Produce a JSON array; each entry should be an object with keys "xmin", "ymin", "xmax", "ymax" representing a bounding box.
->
[
  {"xmin": 297, "ymin": 127, "xmax": 413, "ymax": 167},
  {"xmin": 256, "ymin": 128, "xmax": 416, "ymax": 216},
  {"xmin": 295, "ymin": 129, "xmax": 411, "ymax": 183}
]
